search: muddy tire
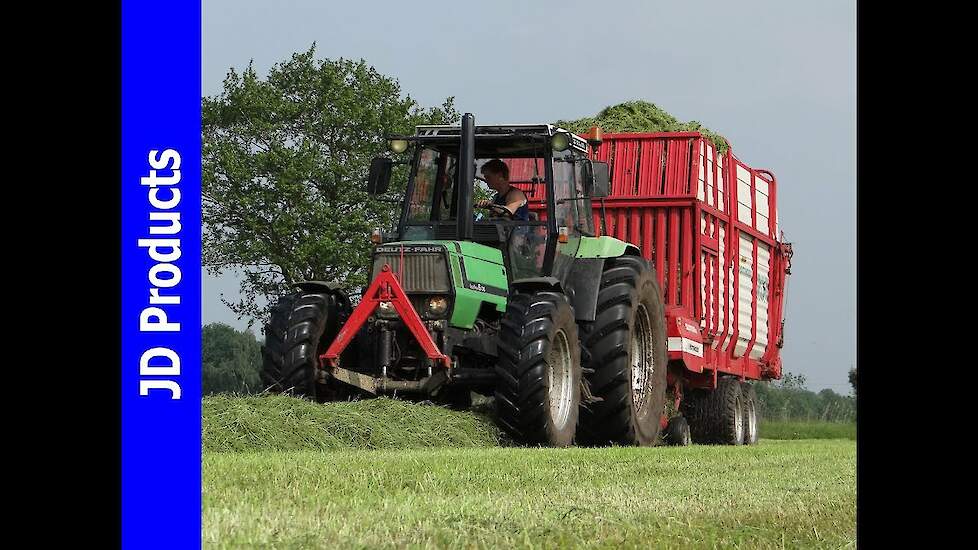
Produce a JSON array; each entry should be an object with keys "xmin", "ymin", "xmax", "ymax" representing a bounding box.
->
[
  {"xmin": 260, "ymin": 290, "xmax": 355, "ymax": 402},
  {"xmin": 494, "ymin": 291, "xmax": 581, "ymax": 447},
  {"xmin": 681, "ymin": 377, "xmax": 744, "ymax": 445},
  {"xmin": 741, "ymin": 382, "xmax": 759, "ymax": 445},
  {"xmin": 577, "ymin": 256, "xmax": 668, "ymax": 446}
]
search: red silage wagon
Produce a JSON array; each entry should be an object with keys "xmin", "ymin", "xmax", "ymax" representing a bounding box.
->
[{"xmin": 524, "ymin": 131, "xmax": 793, "ymax": 443}]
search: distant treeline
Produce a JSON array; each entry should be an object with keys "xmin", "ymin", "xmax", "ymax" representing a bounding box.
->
[
  {"xmin": 202, "ymin": 323, "xmax": 263, "ymax": 395},
  {"xmin": 202, "ymin": 324, "xmax": 856, "ymax": 423},
  {"xmin": 754, "ymin": 373, "xmax": 856, "ymax": 423}
]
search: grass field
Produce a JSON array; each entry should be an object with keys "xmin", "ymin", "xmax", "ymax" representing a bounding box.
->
[
  {"xmin": 204, "ymin": 440, "xmax": 855, "ymax": 548},
  {"xmin": 203, "ymin": 396, "xmax": 856, "ymax": 548},
  {"xmin": 760, "ymin": 420, "xmax": 856, "ymax": 441}
]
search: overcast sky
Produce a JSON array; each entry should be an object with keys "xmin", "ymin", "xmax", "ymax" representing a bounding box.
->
[{"xmin": 201, "ymin": 0, "xmax": 855, "ymax": 394}]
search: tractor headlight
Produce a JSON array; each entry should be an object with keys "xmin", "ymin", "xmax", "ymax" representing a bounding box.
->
[
  {"xmin": 425, "ymin": 296, "xmax": 449, "ymax": 317},
  {"xmin": 388, "ymin": 139, "xmax": 409, "ymax": 153},
  {"xmin": 551, "ymin": 132, "xmax": 570, "ymax": 152},
  {"xmin": 377, "ymin": 300, "xmax": 397, "ymax": 318}
]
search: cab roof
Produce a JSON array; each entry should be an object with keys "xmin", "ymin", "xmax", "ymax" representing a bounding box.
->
[{"xmin": 412, "ymin": 123, "xmax": 589, "ymax": 154}]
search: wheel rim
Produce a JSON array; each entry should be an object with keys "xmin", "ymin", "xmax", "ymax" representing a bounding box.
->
[
  {"xmin": 547, "ymin": 329, "xmax": 574, "ymax": 429},
  {"xmin": 746, "ymin": 397, "xmax": 757, "ymax": 443},
  {"xmin": 630, "ymin": 304, "xmax": 655, "ymax": 413},
  {"xmin": 734, "ymin": 394, "xmax": 744, "ymax": 443}
]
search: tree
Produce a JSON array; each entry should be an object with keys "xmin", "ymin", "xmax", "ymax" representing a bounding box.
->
[
  {"xmin": 202, "ymin": 323, "xmax": 263, "ymax": 395},
  {"xmin": 753, "ymin": 373, "xmax": 856, "ymax": 422},
  {"xmin": 202, "ymin": 44, "xmax": 459, "ymax": 324},
  {"xmin": 848, "ymin": 367, "xmax": 857, "ymax": 396}
]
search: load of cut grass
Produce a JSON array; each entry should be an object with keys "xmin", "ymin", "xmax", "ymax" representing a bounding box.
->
[
  {"xmin": 555, "ymin": 100, "xmax": 729, "ymax": 155},
  {"xmin": 202, "ymin": 394, "xmax": 504, "ymax": 453}
]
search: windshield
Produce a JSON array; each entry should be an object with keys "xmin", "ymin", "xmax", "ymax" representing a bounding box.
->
[
  {"xmin": 405, "ymin": 142, "xmax": 548, "ymax": 225},
  {"xmin": 552, "ymin": 149, "xmax": 592, "ymax": 236},
  {"xmin": 474, "ymin": 156, "xmax": 546, "ymax": 221},
  {"xmin": 401, "ymin": 139, "xmax": 551, "ymax": 280},
  {"xmin": 407, "ymin": 147, "xmax": 457, "ymax": 223}
]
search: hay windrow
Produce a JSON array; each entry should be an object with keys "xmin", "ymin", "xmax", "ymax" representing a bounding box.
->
[{"xmin": 202, "ymin": 394, "xmax": 504, "ymax": 453}]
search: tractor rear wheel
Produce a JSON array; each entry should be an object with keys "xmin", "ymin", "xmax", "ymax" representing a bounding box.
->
[
  {"xmin": 494, "ymin": 291, "xmax": 582, "ymax": 447},
  {"xmin": 578, "ymin": 256, "xmax": 668, "ymax": 446},
  {"xmin": 260, "ymin": 290, "xmax": 356, "ymax": 402},
  {"xmin": 681, "ymin": 377, "xmax": 744, "ymax": 445}
]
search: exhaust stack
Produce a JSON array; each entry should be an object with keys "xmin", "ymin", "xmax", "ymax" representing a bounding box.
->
[{"xmin": 456, "ymin": 113, "xmax": 475, "ymax": 240}]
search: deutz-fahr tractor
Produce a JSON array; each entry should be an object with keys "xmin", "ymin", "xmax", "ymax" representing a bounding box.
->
[{"xmin": 261, "ymin": 113, "xmax": 668, "ymax": 447}]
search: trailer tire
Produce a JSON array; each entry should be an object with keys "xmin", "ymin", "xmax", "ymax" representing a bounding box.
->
[
  {"xmin": 665, "ymin": 416, "xmax": 692, "ymax": 446},
  {"xmin": 741, "ymin": 382, "xmax": 759, "ymax": 445},
  {"xmin": 260, "ymin": 290, "xmax": 355, "ymax": 402},
  {"xmin": 577, "ymin": 255, "xmax": 668, "ymax": 446},
  {"xmin": 681, "ymin": 377, "xmax": 744, "ymax": 445},
  {"xmin": 494, "ymin": 291, "xmax": 582, "ymax": 447}
]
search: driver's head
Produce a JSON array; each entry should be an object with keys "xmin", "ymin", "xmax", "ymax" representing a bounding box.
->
[{"xmin": 480, "ymin": 159, "xmax": 509, "ymax": 192}]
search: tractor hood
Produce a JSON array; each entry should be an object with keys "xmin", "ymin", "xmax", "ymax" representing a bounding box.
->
[{"xmin": 372, "ymin": 240, "xmax": 508, "ymax": 329}]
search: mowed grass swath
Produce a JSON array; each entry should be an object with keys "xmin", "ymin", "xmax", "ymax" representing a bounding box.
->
[
  {"xmin": 202, "ymin": 394, "xmax": 855, "ymax": 452},
  {"xmin": 203, "ymin": 440, "xmax": 856, "ymax": 548},
  {"xmin": 202, "ymin": 395, "xmax": 503, "ymax": 453}
]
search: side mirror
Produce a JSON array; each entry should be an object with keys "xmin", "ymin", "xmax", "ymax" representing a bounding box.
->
[
  {"xmin": 591, "ymin": 161, "xmax": 610, "ymax": 198},
  {"xmin": 367, "ymin": 157, "xmax": 393, "ymax": 195}
]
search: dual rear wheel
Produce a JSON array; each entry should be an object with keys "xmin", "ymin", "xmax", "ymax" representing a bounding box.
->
[{"xmin": 681, "ymin": 378, "xmax": 760, "ymax": 445}]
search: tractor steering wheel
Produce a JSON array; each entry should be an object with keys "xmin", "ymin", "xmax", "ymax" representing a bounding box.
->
[{"xmin": 482, "ymin": 203, "xmax": 514, "ymax": 219}]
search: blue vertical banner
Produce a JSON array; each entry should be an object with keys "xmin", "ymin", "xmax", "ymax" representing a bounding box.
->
[{"xmin": 122, "ymin": 1, "xmax": 201, "ymax": 548}]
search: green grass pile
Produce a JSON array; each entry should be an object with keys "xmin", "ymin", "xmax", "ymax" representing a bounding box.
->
[
  {"xmin": 202, "ymin": 394, "xmax": 503, "ymax": 453},
  {"xmin": 759, "ymin": 419, "xmax": 857, "ymax": 440},
  {"xmin": 555, "ymin": 100, "xmax": 730, "ymax": 155}
]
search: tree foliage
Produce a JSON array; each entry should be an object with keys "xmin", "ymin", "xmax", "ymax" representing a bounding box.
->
[
  {"xmin": 848, "ymin": 367, "xmax": 856, "ymax": 397},
  {"xmin": 752, "ymin": 372, "xmax": 856, "ymax": 423},
  {"xmin": 202, "ymin": 44, "xmax": 459, "ymax": 323},
  {"xmin": 202, "ymin": 323, "xmax": 263, "ymax": 395},
  {"xmin": 555, "ymin": 100, "xmax": 730, "ymax": 155}
]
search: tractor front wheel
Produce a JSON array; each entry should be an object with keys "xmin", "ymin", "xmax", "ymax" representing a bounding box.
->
[
  {"xmin": 494, "ymin": 291, "xmax": 582, "ymax": 447},
  {"xmin": 260, "ymin": 290, "xmax": 356, "ymax": 402}
]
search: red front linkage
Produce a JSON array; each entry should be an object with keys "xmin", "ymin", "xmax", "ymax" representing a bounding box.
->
[{"xmin": 319, "ymin": 265, "xmax": 451, "ymax": 369}]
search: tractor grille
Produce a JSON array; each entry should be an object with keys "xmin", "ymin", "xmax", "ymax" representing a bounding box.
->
[{"xmin": 371, "ymin": 251, "xmax": 451, "ymax": 293}]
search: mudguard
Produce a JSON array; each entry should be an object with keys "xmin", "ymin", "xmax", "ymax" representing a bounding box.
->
[
  {"xmin": 511, "ymin": 266, "xmax": 606, "ymax": 323},
  {"xmin": 295, "ymin": 280, "xmax": 346, "ymax": 294}
]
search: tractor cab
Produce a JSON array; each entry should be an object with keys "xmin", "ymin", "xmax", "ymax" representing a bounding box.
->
[{"xmin": 369, "ymin": 118, "xmax": 610, "ymax": 284}]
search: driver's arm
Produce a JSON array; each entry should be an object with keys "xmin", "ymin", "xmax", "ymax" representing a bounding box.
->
[{"xmin": 503, "ymin": 188, "xmax": 527, "ymax": 215}]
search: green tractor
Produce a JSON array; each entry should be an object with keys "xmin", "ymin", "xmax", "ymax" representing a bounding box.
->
[{"xmin": 261, "ymin": 113, "xmax": 669, "ymax": 447}]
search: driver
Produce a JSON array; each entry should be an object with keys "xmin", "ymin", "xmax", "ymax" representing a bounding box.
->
[{"xmin": 476, "ymin": 159, "xmax": 529, "ymax": 221}]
